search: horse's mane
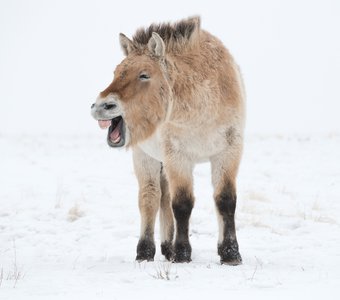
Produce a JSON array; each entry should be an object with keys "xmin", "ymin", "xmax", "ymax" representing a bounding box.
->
[{"xmin": 132, "ymin": 16, "xmax": 201, "ymax": 52}]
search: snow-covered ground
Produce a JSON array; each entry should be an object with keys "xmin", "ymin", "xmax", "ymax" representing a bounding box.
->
[{"xmin": 1, "ymin": 133, "xmax": 339, "ymax": 299}]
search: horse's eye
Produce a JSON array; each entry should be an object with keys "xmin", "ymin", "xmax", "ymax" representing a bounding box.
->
[{"xmin": 139, "ymin": 73, "xmax": 150, "ymax": 81}]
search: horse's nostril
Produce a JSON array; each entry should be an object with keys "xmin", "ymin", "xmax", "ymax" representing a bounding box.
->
[
  {"xmin": 103, "ymin": 103, "xmax": 117, "ymax": 110},
  {"xmin": 91, "ymin": 103, "xmax": 95, "ymax": 109}
]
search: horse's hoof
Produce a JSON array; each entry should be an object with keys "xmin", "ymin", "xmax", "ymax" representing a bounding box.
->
[
  {"xmin": 136, "ymin": 239, "xmax": 155, "ymax": 262},
  {"xmin": 174, "ymin": 241, "xmax": 192, "ymax": 263}
]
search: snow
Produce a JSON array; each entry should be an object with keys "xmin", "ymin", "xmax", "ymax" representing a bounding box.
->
[{"xmin": 1, "ymin": 133, "xmax": 340, "ymax": 299}]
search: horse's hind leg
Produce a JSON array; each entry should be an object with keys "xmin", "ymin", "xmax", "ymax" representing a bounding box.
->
[
  {"xmin": 159, "ymin": 167, "xmax": 174, "ymax": 261},
  {"xmin": 210, "ymin": 150, "xmax": 242, "ymax": 265},
  {"xmin": 133, "ymin": 147, "xmax": 161, "ymax": 262}
]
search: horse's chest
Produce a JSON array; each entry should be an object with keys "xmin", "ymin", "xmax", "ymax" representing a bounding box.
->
[{"xmin": 138, "ymin": 131, "xmax": 164, "ymax": 162}]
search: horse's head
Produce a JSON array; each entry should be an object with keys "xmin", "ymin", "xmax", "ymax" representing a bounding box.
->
[{"xmin": 91, "ymin": 33, "xmax": 170, "ymax": 148}]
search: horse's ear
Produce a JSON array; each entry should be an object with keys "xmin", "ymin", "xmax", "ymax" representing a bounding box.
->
[
  {"xmin": 119, "ymin": 33, "xmax": 135, "ymax": 56},
  {"xmin": 148, "ymin": 32, "xmax": 165, "ymax": 58}
]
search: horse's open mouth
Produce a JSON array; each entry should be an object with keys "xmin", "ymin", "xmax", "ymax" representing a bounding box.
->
[{"xmin": 98, "ymin": 116, "xmax": 125, "ymax": 147}]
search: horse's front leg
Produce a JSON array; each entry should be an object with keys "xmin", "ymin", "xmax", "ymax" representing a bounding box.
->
[
  {"xmin": 133, "ymin": 147, "xmax": 162, "ymax": 262},
  {"xmin": 163, "ymin": 156, "xmax": 194, "ymax": 263}
]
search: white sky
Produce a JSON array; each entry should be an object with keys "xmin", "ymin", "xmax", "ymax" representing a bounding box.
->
[{"xmin": 0, "ymin": 0, "xmax": 339, "ymax": 135}]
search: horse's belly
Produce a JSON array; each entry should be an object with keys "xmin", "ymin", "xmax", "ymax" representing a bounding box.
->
[
  {"xmin": 184, "ymin": 130, "xmax": 226, "ymax": 161},
  {"xmin": 138, "ymin": 125, "xmax": 230, "ymax": 163}
]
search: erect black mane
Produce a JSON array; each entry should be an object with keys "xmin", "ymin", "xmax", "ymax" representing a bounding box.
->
[{"xmin": 132, "ymin": 16, "xmax": 201, "ymax": 46}]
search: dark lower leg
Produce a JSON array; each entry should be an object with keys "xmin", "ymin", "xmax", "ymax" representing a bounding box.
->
[
  {"xmin": 215, "ymin": 181, "xmax": 242, "ymax": 265},
  {"xmin": 136, "ymin": 226, "xmax": 156, "ymax": 262},
  {"xmin": 172, "ymin": 188, "xmax": 194, "ymax": 262}
]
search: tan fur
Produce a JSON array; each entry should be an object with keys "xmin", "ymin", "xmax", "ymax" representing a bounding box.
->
[
  {"xmin": 159, "ymin": 170, "xmax": 174, "ymax": 244},
  {"xmin": 133, "ymin": 147, "xmax": 161, "ymax": 238},
  {"xmin": 92, "ymin": 16, "xmax": 245, "ymax": 263}
]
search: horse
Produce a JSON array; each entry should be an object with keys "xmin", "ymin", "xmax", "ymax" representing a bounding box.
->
[{"xmin": 91, "ymin": 16, "xmax": 245, "ymax": 264}]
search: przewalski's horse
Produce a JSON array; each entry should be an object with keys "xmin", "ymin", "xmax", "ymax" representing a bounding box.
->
[{"xmin": 91, "ymin": 16, "xmax": 245, "ymax": 265}]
